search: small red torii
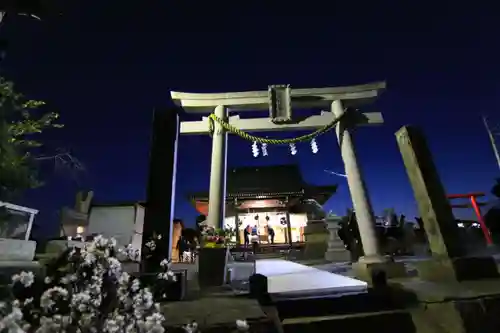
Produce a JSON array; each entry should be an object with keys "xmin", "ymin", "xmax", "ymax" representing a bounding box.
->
[{"xmin": 447, "ymin": 192, "xmax": 492, "ymax": 245}]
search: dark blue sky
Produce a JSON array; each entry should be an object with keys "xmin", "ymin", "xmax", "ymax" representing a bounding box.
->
[{"xmin": 2, "ymin": 1, "xmax": 499, "ymax": 236}]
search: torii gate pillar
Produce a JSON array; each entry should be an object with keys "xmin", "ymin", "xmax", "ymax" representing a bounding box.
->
[
  {"xmin": 332, "ymin": 100, "xmax": 382, "ymax": 262},
  {"xmin": 206, "ymin": 105, "xmax": 228, "ymax": 229}
]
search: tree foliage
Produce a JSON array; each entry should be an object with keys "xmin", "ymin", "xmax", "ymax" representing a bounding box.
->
[
  {"xmin": 0, "ymin": 77, "xmax": 63, "ymax": 201},
  {"xmin": 0, "ymin": 0, "xmax": 62, "ymax": 21}
]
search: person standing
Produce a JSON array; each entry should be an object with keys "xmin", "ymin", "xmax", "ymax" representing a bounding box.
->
[
  {"xmin": 251, "ymin": 225, "xmax": 258, "ymax": 236},
  {"xmin": 268, "ymin": 226, "xmax": 275, "ymax": 244},
  {"xmin": 176, "ymin": 235, "xmax": 187, "ymax": 262},
  {"xmin": 243, "ymin": 225, "xmax": 250, "ymax": 247},
  {"xmin": 251, "ymin": 225, "xmax": 259, "ymax": 254}
]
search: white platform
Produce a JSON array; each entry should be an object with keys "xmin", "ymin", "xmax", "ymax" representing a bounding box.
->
[{"xmin": 255, "ymin": 259, "xmax": 368, "ymax": 299}]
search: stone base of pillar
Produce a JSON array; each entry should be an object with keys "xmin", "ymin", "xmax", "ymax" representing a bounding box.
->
[
  {"xmin": 303, "ymin": 220, "xmax": 329, "ymax": 261},
  {"xmin": 324, "ymin": 247, "xmax": 351, "ymax": 262},
  {"xmin": 410, "ymin": 293, "xmax": 500, "ymax": 333},
  {"xmin": 352, "ymin": 256, "xmax": 407, "ymax": 284},
  {"xmin": 415, "ymin": 255, "xmax": 499, "ymax": 282}
]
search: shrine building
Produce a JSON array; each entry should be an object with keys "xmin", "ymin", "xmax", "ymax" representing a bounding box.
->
[{"xmin": 189, "ymin": 164, "xmax": 337, "ymax": 246}]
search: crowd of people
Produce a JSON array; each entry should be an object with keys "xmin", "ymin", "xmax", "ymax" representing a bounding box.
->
[
  {"xmin": 243, "ymin": 224, "xmax": 275, "ymax": 254},
  {"xmin": 176, "ymin": 217, "xmax": 279, "ymax": 260}
]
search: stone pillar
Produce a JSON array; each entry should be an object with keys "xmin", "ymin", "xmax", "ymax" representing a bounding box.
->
[
  {"xmin": 142, "ymin": 108, "xmax": 179, "ymax": 271},
  {"xmin": 207, "ymin": 105, "xmax": 228, "ymax": 229},
  {"xmin": 396, "ymin": 126, "xmax": 464, "ymax": 258},
  {"xmin": 331, "ymin": 100, "xmax": 382, "ymax": 262},
  {"xmin": 396, "ymin": 126, "xmax": 498, "ymax": 281},
  {"xmin": 324, "ymin": 217, "xmax": 351, "ymax": 262},
  {"xmin": 332, "ymin": 102, "xmax": 406, "ymax": 283}
]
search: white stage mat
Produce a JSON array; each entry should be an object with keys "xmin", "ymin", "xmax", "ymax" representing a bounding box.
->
[
  {"xmin": 255, "ymin": 259, "xmax": 367, "ymax": 299},
  {"xmin": 255, "ymin": 259, "xmax": 314, "ymax": 276}
]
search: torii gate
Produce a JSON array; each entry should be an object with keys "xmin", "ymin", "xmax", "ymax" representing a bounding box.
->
[{"xmin": 171, "ymin": 82, "xmax": 387, "ymax": 262}]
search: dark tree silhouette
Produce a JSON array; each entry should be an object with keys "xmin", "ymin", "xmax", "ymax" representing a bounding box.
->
[
  {"xmin": 492, "ymin": 178, "xmax": 500, "ymax": 198},
  {"xmin": 0, "ymin": 0, "xmax": 63, "ymax": 21},
  {"xmin": 484, "ymin": 179, "xmax": 500, "ymax": 245},
  {"xmin": 0, "ymin": 0, "xmax": 64, "ymax": 60},
  {"xmin": 181, "ymin": 228, "xmax": 198, "ymax": 244}
]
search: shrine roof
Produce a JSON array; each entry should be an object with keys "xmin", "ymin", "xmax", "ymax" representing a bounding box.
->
[{"xmin": 189, "ymin": 164, "xmax": 337, "ymax": 201}]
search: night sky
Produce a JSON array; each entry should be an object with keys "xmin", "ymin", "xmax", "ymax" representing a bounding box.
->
[{"xmin": 2, "ymin": 1, "xmax": 499, "ymax": 237}]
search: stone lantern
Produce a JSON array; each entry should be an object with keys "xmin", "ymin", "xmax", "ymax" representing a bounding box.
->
[{"xmin": 324, "ymin": 213, "xmax": 351, "ymax": 262}]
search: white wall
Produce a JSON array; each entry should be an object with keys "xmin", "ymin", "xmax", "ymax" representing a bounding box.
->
[
  {"xmin": 87, "ymin": 206, "xmax": 136, "ymax": 248},
  {"xmin": 289, "ymin": 213, "xmax": 308, "ymax": 228}
]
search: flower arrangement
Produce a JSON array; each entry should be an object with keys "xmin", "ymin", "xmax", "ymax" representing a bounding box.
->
[
  {"xmin": 200, "ymin": 224, "xmax": 237, "ymax": 248},
  {"xmin": 1, "ymin": 235, "xmax": 176, "ymax": 333}
]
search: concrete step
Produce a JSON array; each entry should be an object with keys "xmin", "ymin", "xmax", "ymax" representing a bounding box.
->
[
  {"xmin": 274, "ymin": 287, "xmax": 418, "ymax": 333},
  {"xmin": 282, "ymin": 309, "xmax": 415, "ymax": 333},
  {"xmin": 276, "ymin": 288, "xmax": 414, "ymax": 317}
]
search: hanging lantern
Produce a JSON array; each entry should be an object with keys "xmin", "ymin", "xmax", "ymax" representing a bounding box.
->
[
  {"xmin": 261, "ymin": 142, "xmax": 268, "ymax": 156},
  {"xmin": 311, "ymin": 138, "xmax": 319, "ymax": 154},
  {"xmin": 280, "ymin": 217, "xmax": 287, "ymax": 225},
  {"xmin": 289, "ymin": 143, "xmax": 297, "ymax": 155},
  {"xmin": 251, "ymin": 141, "xmax": 260, "ymax": 157}
]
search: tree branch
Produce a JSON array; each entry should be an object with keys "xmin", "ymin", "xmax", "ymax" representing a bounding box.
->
[{"xmin": 35, "ymin": 152, "xmax": 85, "ymax": 171}]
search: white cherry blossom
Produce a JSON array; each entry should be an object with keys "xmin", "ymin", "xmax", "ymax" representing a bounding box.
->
[{"xmin": 2, "ymin": 234, "xmax": 183, "ymax": 333}]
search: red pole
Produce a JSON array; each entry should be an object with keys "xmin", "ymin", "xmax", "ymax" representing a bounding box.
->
[{"xmin": 469, "ymin": 195, "xmax": 493, "ymax": 245}]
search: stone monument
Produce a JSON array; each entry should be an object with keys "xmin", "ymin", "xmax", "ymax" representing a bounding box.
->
[
  {"xmin": 47, "ymin": 190, "xmax": 94, "ymax": 257},
  {"xmin": 59, "ymin": 190, "xmax": 93, "ymax": 238},
  {"xmin": 395, "ymin": 126, "xmax": 498, "ymax": 281},
  {"xmin": 396, "ymin": 125, "xmax": 500, "ymax": 333}
]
